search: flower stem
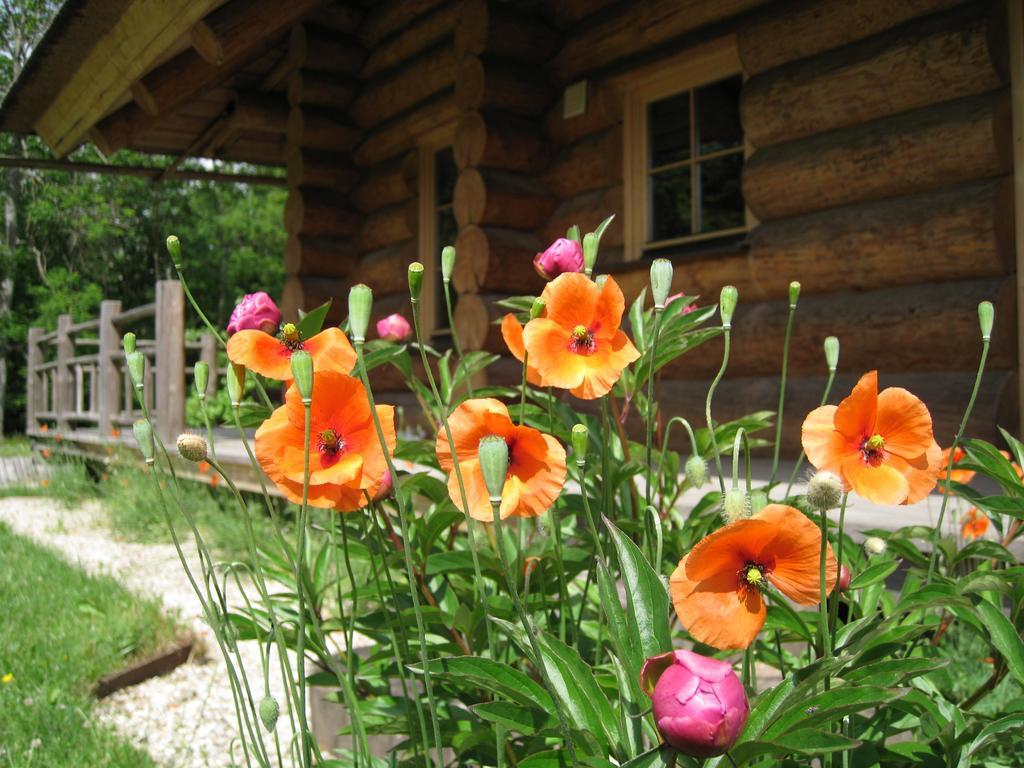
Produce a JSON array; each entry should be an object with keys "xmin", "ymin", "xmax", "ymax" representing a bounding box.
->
[
  {"xmin": 644, "ymin": 307, "xmax": 664, "ymax": 509},
  {"xmin": 769, "ymin": 299, "xmax": 797, "ymax": 486},
  {"xmin": 817, "ymin": 502, "xmax": 834, "ymax": 667},
  {"xmin": 706, "ymin": 327, "xmax": 732, "ymax": 495},
  {"xmin": 443, "ymin": 276, "xmax": 472, "ymax": 396},
  {"xmin": 295, "ymin": 403, "xmax": 312, "ymax": 768},
  {"xmin": 828, "ymin": 497, "xmax": 848, "ymax": 639}
]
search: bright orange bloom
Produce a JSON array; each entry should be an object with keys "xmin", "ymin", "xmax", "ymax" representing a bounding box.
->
[
  {"xmin": 522, "ymin": 273, "xmax": 639, "ymax": 399},
  {"xmin": 255, "ymin": 371, "xmax": 395, "ymax": 511},
  {"xmin": 670, "ymin": 504, "xmax": 837, "ymax": 650},
  {"xmin": 41, "ymin": 448, "xmax": 50, "ymax": 460},
  {"xmin": 435, "ymin": 398, "xmax": 566, "ymax": 522},
  {"xmin": 39, "ymin": 424, "xmax": 48, "ymax": 433},
  {"xmin": 936, "ymin": 446, "xmax": 975, "ymax": 493},
  {"xmin": 501, "ymin": 314, "xmax": 544, "ymax": 386},
  {"xmin": 227, "ymin": 324, "xmax": 356, "ymax": 381},
  {"xmin": 802, "ymin": 371, "xmax": 941, "ymax": 505},
  {"xmin": 110, "ymin": 428, "xmax": 122, "ymax": 439},
  {"xmin": 961, "ymin": 508, "xmax": 989, "ymax": 541},
  {"xmin": 209, "ymin": 473, "xmax": 220, "ymax": 489},
  {"xmin": 197, "ymin": 460, "xmax": 211, "ymax": 475}
]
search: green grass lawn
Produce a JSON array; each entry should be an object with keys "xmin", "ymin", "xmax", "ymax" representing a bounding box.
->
[
  {"xmin": 0, "ymin": 521, "xmax": 180, "ymax": 767},
  {"xmin": 0, "ymin": 437, "xmax": 32, "ymax": 457}
]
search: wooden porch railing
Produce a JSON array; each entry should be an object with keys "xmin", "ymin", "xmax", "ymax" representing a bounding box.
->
[{"xmin": 25, "ymin": 280, "xmax": 221, "ymax": 444}]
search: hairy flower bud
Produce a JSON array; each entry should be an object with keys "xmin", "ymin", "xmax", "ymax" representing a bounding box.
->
[
  {"xmin": 176, "ymin": 433, "xmax": 208, "ymax": 463},
  {"xmin": 408, "ymin": 262, "xmax": 424, "ymax": 303},
  {"xmin": 824, "ymin": 336, "xmax": 840, "ymax": 373},
  {"xmin": 650, "ymin": 258, "xmax": 674, "ymax": 310},
  {"xmin": 864, "ymin": 536, "xmax": 887, "ymax": 556},
  {"xmin": 132, "ymin": 420, "xmax": 154, "ymax": 465},
  {"xmin": 806, "ymin": 471, "xmax": 843, "ymax": 511},
  {"xmin": 348, "ymin": 284, "xmax": 373, "ymax": 343},
  {"xmin": 126, "ymin": 351, "xmax": 145, "ymax": 392},
  {"xmin": 722, "ymin": 489, "xmax": 749, "ymax": 523},
  {"xmin": 193, "ymin": 361, "xmax": 209, "ymax": 399},
  {"xmin": 684, "ymin": 455, "xmax": 706, "ymax": 488},
  {"xmin": 227, "ymin": 292, "xmax": 281, "ymax": 335},
  {"xmin": 533, "ymin": 238, "xmax": 584, "ymax": 281},
  {"xmin": 571, "ymin": 423, "xmax": 588, "ymax": 465},
  {"xmin": 290, "ymin": 350, "xmax": 314, "ymax": 403},
  {"xmin": 227, "ymin": 362, "xmax": 246, "ymax": 407},
  {"xmin": 441, "ymin": 246, "xmax": 456, "ymax": 283},
  {"xmin": 641, "ymin": 650, "xmax": 749, "ymax": 758},
  {"xmin": 122, "ymin": 332, "xmax": 136, "ymax": 356},
  {"xmin": 259, "ymin": 695, "xmax": 279, "ymax": 732},
  {"xmin": 719, "ymin": 285, "xmax": 738, "ymax": 328},
  {"xmin": 478, "ymin": 435, "xmax": 510, "ymax": 503},
  {"xmin": 978, "ymin": 300, "xmax": 994, "ymax": 341},
  {"xmin": 165, "ymin": 235, "xmax": 182, "ymax": 267}
]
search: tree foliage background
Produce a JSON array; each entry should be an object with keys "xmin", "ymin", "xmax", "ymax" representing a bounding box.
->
[{"xmin": 0, "ymin": 0, "xmax": 286, "ymax": 435}]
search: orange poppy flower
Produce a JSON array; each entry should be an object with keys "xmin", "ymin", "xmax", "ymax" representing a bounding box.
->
[
  {"xmin": 961, "ymin": 508, "xmax": 989, "ymax": 541},
  {"xmin": 209, "ymin": 473, "xmax": 220, "ymax": 489},
  {"xmin": 522, "ymin": 273, "xmax": 639, "ymax": 399},
  {"xmin": 197, "ymin": 460, "xmax": 211, "ymax": 475},
  {"xmin": 39, "ymin": 424, "xmax": 49, "ymax": 433},
  {"xmin": 435, "ymin": 398, "xmax": 566, "ymax": 522},
  {"xmin": 670, "ymin": 504, "xmax": 837, "ymax": 650},
  {"xmin": 501, "ymin": 314, "xmax": 545, "ymax": 386},
  {"xmin": 802, "ymin": 371, "xmax": 941, "ymax": 505},
  {"xmin": 227, "ymin": 323, "xmax": 356, "ymax": 381},
  {"xmin": 936, "ymin": 446, "xmax": 975, "ymax": 493},
  {"xmin": 255, "ymin": 371, "xmax": 395, "ymax": 511},
  {"xmin": 41, "ymin": 448, "xmax": 50, "ymax": 460}
]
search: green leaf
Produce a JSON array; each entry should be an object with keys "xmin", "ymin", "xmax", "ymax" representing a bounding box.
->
[
  {"xmin": 847, "ymin": 558, "xmax": 899, "ymax": 589},
  {"xmin": 619, "ymin": 744, "xmax": 678, "ymax": 767},
  {"xmin": 603, "ymin": 516, "xmax": 671, "ymax": 661},
  {"xmin": 596, "ymin": 560, "xmax": 642, "ymax": 672},
  {"xmin": 952, "ymin": 539, "xmax": 1018, "ymax": 565},
  {"xmin": 842, "ymin": 658, "xmax": 948, "ymax": 687},
  {"xmin": 705, "ymin": 676, "xmax": 796, "ymax": 767},
  {"xmin": 411, "ymin": 656, "xmax": 553, "ymax": 710},
  {"xmin": 971, "ymin": 595, "xmax": 1024, "ymax": 688},
  {"xmin": 592, "ymin": 214, "xmax": 615, "ymax": 245},
  {"xmin": 763, "ymin": 685, "xmax": 905, "ymax": 739},
  {"xmin": 297, "ymin": 299, "xmax": 331, "ymax": 338},
  {"xmin": 730, "ymin": 730, "xmax": 859, "ymax": 763},
  {"xmin": 471, "ymin": 702, "xmax": 555, "ymax": 735},
  {"xmin": 955, "ymin": 713, "xmax": 1024, "ymax": 768}
]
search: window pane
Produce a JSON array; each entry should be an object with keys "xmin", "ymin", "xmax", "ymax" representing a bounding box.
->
[
  {"xmin": 648, "ymin": 91, "xmax": 690, "ymax": 168},
  {"xmin": 695, "ymin": 75, "xmax": 742, "ymax": 155},
  {"xmin": 435, "ymin": 147, "xmax": 457, "ymax": 206},
  {"xmin": 697, "ymin": 154, "xmax": 744, "ymax": 234},
  {"xmin": 649, "ymin": 166, "xmax": 691, "ymax": 242}
]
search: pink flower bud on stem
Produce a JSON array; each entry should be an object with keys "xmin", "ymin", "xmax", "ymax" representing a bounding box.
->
[
  {"xmin": 376, "ymin": 313, "xmax": 412, "ymax": 342},
  {"xmin": 533, "ymin": 238, "xmax": 584, "ymax": 281},
  {"xmin": 227, "ymin": 292, "xmax": 282, "ymax": 335}
]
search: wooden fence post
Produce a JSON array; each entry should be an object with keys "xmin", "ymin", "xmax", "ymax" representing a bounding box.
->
[
  {"xmin": 155, "ymin": 280, "xmax": 185, "ymax": 443},
  {"xmin": 98, "ymin": 300, "xmax": 122, "ymax": 437},
  {"xmin": 25, "ymin": 327, "xmax": 42, "ymax": 433},
  {"xmin": 55, "ymin": 314, "xmax": 73, "ymax": 434},
  {"xmin": 198, "ymin": 332, "xmax": 218, "ymax": 400}
]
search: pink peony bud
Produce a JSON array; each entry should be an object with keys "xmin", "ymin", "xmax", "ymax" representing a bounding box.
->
[
  {"xmin": 376, "ymin": 313, "xmax": 412, "ymax": 342},
  {"xmin": 667, "ymin": 292, "xmax": 698, "ymax": 315},
  {"xmin": 372, "ymin": 470, "xmax": 393, "ymax": 502},
  {"xmin": 227, "ymin": 292, "xmax": 281, "ymax": 335},
  {"xmin": 838, "ymin": 564, "xmax": 852, "ymax": 592},
  {"xmin": 641, "ymin": 650, "xmax": 748, "ymax": 758},
  {"xmin": 533, "ymin": 238, "xmax": 584, "ymax": 281}
]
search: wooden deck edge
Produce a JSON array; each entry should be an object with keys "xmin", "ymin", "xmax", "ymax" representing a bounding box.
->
[{"xmin": 92, "ymin": 633, "xmax": 195, "ymax": 699}]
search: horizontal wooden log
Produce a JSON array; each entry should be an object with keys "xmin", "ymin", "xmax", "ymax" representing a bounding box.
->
[
  {"xmin": 286, "ymin": 148, "xmax": 357, "ymax": 191},
  {"xmin": 741, "ymin": 2, "xmax": 1009, "ymax": 148},
  {"xmin": 453, "ymin": 225, "xmax": 544, "ymax": 294},
  {"xmin": 453, "ymin": 168, "xmax": 553, "ymax": 229},
  {"xmin": 544, "ymin": 79, "xmax": 623, "ymax": 146},
  {"xmin": 351, "ymin": 43, "xmax": 458, "ymax": 129},
  {"xmin": 352, "ymin": 153, "xmax": 418, "ymax": 213},
  {"xmin": 284, "ymin": 234, "xmax": 360, "ymax": 277},
  {"xmin": 281, "ymin": 275, "xmax": 346, "ymax": 325},
  {"xmin": 358, "ymin": 200, "xmax": 418, "ymax": 252},
  {"xmin": 288, "ymin": 25, "xmax": 364, "ymax": 74},
  {"xmin": 737, "ymin": 0, "xmax": 963, "ymax": 75},
  {"xmin": 554, "ymin": 0, "xmax": 767, "ymax": 82},
  {"xmin": 355, "ymin": 242, "xmax": 418, "ymax": 296},
  {"xmin": 542, "ymin": 187, "xmax": 624, "ymax": 248},
  {"xmin": 456, "ymin": 0, "xmax": 557, "ymax": 62},
  {"xmin": 216, "ymin": 134, "xmax": 286, "ymax": 165},
  {"xmin": 306, "ymin": 4, "xmax": 362, "ymax": 33},
  {"xmin": 190, "ymin": 0, "xmax": 320, "ymax": 66},
  {"xmin": 284, "ymin": 188, "xmax": 360, "ymax": 238},
  {"xmin": 286, "ymin": 107, "xmax": 361, "ymax": 152},
  {"xmin": 661, "ymin": 277, "xmax": 1015, "ymax": 381},
  {"xmin": 541, "ymin": 0, "xmax": 619, "ymax": 27},
  {"xmin": 231, "ymin": 91, "xmax": 289, "ymax": 135},
  {"xmin": 453, "ymin": 111, "xmax": 549, "ymax": 172},
  {"xmin": 543, "ymin": 126, "xmax": 622, "ymax": 199},
  {"xmin": 614, "ymin": 178, "xmax": 1013, "ymax": 305},
  {"xmin": 455, "ymin": 56, "xmax": 553, "ymax": 116},
  {"xmin": 361, "ymin": 0, "xmax": 447, "ymax": 47},
  {"xmin": 353, "ymin": 90, "xmax": 457, "ymax": 166},
  {"xmin": 743, "ymin": 89, "xmax": 1012, "ymax": 220},
  {"xmin": 287, "ymin": 70, "xmax": 358, "ymax": 109},
  {"xmin": 362, "ymin": 2, "xmax": 458, "ymax": 78}
]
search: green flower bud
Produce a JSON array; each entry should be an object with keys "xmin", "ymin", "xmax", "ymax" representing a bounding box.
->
[
  {"xmin": 408, "ymin": 262, "xmax": 424, "ymax": 303},
  {"xmin": 348, "ymin": 283, "xmax": 373, "ymax": 343},
  {"xmin": 290, "ymin": 350, "xmax": 314, "ymax": 403},
  {"xmin": 824, "ymin": 336, "xmax": 840, "ymax": 373},
  {"xmin": 650, "ymin": 258, "xmax": 673, "ymax": 310},
  {"xmin": 684, "ymin": 455, "xmax": 706, "ymax": 488},
  {"xmin": 582, "ymin": 232, "xmax": 598, "ymax": 276},
  {"xmin": 530, "ymin": 297, "xmax": 546, "ymax": 320},
  {"xmin": 126, "ymin": 351, "xmax": 145, "ymax": 392},
  {"xmin": 571, "ymin": 423, "xmax": 588, "ymax": 464},
  {"xmin": 193, "ymin": 361, "xmax": 209, "ymax": 399},
  {"xmin": 132, "ymin": 420, "xmax": 154, "ymax": 465},
  {"xmin": 864, "ymin": 536, "xmax": 887, "ymax": 556},
  {"xmin": 165, "ymin": 235, "xmax": 181, "ymax": 267},
  {"xmin": 806, "ymin": 471, "xmax": 843, "ymax": 511},
  {"xmin": 478, "ymin": 435, "xmax": 510, "ymax": 503},
  {"xmin": 748, "ymin": 489, "xmax": 768, "ymax": 516},
  {"xmin": 122, "ymin": 332, "xmax": 136, "ymax": 356},
  {"xmin": 722, "ymin": 489, "xmax": 749, "ymax": 523},
  {"xmin": 227, "ymin": 362, "xmax": 246, "ymax": 407},
  {"xmin": 176, "ymin": 433, "xmax": 208, "ymax": 463},
  {"xmin": 788, "ymin": 281, "xmax": 801, "ymax": 308},
  {"xmin": 978, "ymin": 300, "xmax": 994, "ymax": 341},
  {"xmin": 258, "ymin": 695, "xmax": 280, "ymax": 732},
  {"xmin": 719, "ymin": 285, "xmax": 738, "ymax": 328},
  {"xmin": 441, "ymin": 246, "xmax": 456, "ymax": 283}
]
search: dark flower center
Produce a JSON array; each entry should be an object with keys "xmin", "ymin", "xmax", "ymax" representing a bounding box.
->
[
  {"xmin": 738, "ymin": 561, "xmax": 768, "ymax": 593},
  {"xmin": 568, "ymin": 324, "xmax": 596, "ymax": 356},
  {"xmin": 279, "ymin": 322, "xmax": 305, "ymax": 351},
  {"xmin": 318, "ymin": 429, "xmax": 346, "ymax": 467},
  {"xmin": 861, "ymin": 433, "xmax": 885, "ymax": 466}
]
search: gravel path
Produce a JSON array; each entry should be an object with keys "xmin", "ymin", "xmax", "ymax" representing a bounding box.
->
[{"xmin": 0, "ymin": 497, "xmax": 300, "ymax": 768}]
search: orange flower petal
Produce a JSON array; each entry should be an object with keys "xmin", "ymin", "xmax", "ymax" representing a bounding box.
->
[
  {"xmin": 591, "ymin": 276, "xmax": 627, "ymax": 338},
  {"xmin": 570, "ymin": 330, "xmax": 640, "ymax": 400},
  {"xmin": 875, "ymin": 386, "xmax": 935, "ymax": 462},
  {"xmin": 801, "ymin": 405, "xmax": 846, "ymax": 476},
  {"xmin": 753, "ymin": 504, "xmax": 836, "ymax": 605},
  {"xmin": 685, "ymin": 518, "xmax": 774, "ymax": 582},
  {"xmin": 227, "ymin": 330, "xmax": 294, "ymax": 380},
  {"xmin": 540, "ymin": 272, "xmax": 600, "ymax": 330},
  {"xmin": 670, "ymin": 555, "xmax": 766, "ymax": 650},
  {"xmin": 834, "ymin": 371, "xmax": 878, "ymax": 442},
  {"xmin": 436, "ymin": 399, "xmax": 512, "ymax": 472},
  {"xmin": 501, "ymin": 314, "xmax": 545, "ymax": 386},
  {"xmin": 903, "ymin": 440, "xmax": 941, "ymax": 504},
  {"xmin": 449, "ymin": 457, "xmax": 495, "ymax": 522},
  {"xmin": 841, "ymin": 453, "xmax": 909, "ymax": 505},
  {"xmin": 523, "ymin": 319, "xmax": 586, "ymax": 390},
  {"xmin": 304, "ymin": 327, "xmax": 357, "ymax": 375}
]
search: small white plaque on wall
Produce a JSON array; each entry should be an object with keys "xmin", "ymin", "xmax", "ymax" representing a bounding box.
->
[{"xmin": 563, "ymin": 80, "xmax": 588, "ymax": 119}]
